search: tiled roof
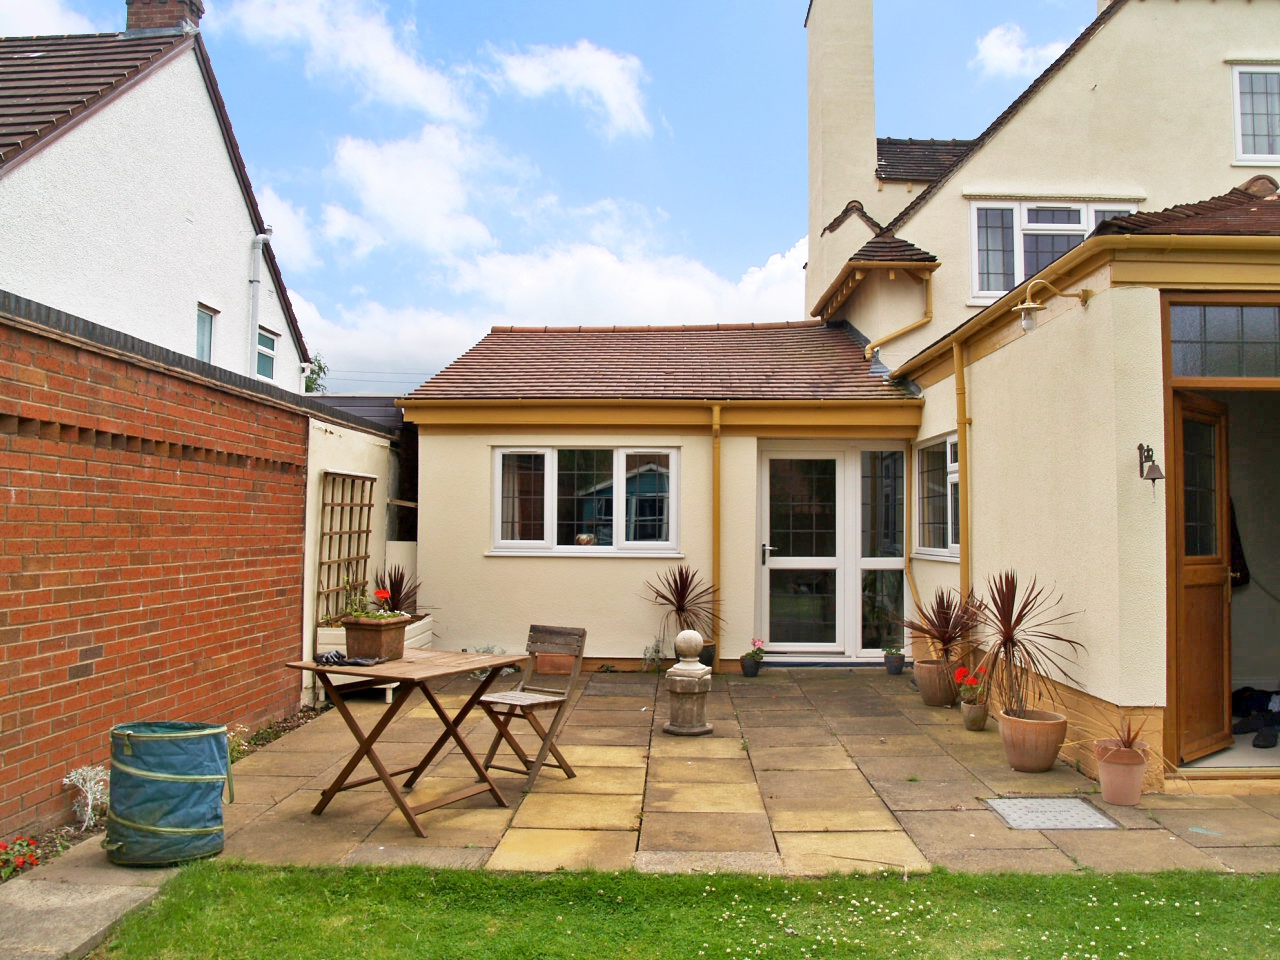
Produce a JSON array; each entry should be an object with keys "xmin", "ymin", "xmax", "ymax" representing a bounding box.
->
[
  {"xmin": 821, "ymin": 199, "xmax": 884, "ymax": 237},
  {"xmin": 886, "ymin": 0, "xmax": 1132, "ymax": 233},
  {"xmin": 409, "ymin": 321, "xmax": 914, "ymax": 401},
  {"xmin": 0, "ymin": 32, "xmax": 187, "ymax": 166},
  {"xmin": 876, "ymin": 138, "xmax": 976, "ymax": 182},
  {"xmin": 1094, "ymin": 176, "xmax": 1280, "ymax": 236},
  {"xmin": 851, "ymin": 233, "xmax": 938, "ymax": 263}
]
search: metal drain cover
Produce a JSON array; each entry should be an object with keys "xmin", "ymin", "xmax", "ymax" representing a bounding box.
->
[{"xmin": 987, "ymin": 798, "xmax": 1117, "ymax": 830}]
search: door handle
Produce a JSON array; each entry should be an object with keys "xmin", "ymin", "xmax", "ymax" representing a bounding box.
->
[{"xmin": 761, "ymin": 543, "xmax": 778, "ymax": 565}]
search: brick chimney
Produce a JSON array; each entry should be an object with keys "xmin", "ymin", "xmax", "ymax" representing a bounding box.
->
[{"xmin": 125, "ymin": 0, "xmax": 204, "ymax": 33}]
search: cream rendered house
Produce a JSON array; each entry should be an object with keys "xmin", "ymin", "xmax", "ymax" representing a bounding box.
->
[{"xmin": 406, "ymin": 0, "xmax": 1280, "ymax": 782}]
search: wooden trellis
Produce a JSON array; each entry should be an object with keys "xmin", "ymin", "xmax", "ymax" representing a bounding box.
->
[{"xmin": 316, "ymin": 472, "xmax": 377, "ymax": 625}]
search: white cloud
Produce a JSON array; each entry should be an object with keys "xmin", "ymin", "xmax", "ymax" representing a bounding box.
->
[
  {"xmin": 321, "ymin": 204, "xmax": 383, "ymax": 259},
  {"xmin": 258, "ymin": 185, "xmax": 321, "ymax": 272},
  {"xmin": 212, "ymin": 0, "xmax": 470, "ymax": 122},
  {"xmin": 330, "ymin": 125, "xmax": 494, "ymax": 257},
  {"xmin": 0, "ymin": 0, "xmax": 101, "ymax": 35},
  {"xmin": 493, "ymin": 40, "xmax": 651, "ymax": 139},
  {"xmin": 296, "ymin": 238, "xmax": 808, "ymax": 392},
  {"xmin": 969, "ymin": 23, "xmax": 1068, "ymax": 79}
]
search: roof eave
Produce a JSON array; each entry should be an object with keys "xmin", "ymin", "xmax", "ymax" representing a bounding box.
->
[{"xmin": 810, "ymin": 259, "xmax": 940, "ymax": 320}]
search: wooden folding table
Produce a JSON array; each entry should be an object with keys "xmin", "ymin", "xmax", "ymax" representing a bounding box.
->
[{"xmin": 288, "ymin": 648, "xmax": 526, "ymax": 838}]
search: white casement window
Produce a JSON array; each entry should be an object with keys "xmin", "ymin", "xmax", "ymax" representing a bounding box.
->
[
  {"xmin": 493, "ymin": 447, "xmax": 677, "ymax": 553},
  {"xmin": 1234, "ymin": 66, "xmax": 1280, "ymax": 163},
  {"xmin": 971, "ymin": 201, "xmax": 1137, "ymax": 299},
  {"xmin": 196, "ymin": 306, "xmax": 215, "ymax": 363},
  {"xmin": 915, "ymin": 435, "xmax": 959, "ymax": 559},
  {"xmin": 256, "ymin": 327, "xmax": 277, "ymax": 379}
]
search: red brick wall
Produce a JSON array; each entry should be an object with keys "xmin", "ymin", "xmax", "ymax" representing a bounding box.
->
[
  {"xmin": 125, "ymin": 0, "xmax": 204, "ymax": 32},
  {"xmin": 0, "ymin": 318, "xmax": 307, "ymax": 835}
]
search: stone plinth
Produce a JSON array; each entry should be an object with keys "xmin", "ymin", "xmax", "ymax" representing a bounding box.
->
[{"xmin": 664, "ymin": 630, "xmax": 714, "ymax": 736}]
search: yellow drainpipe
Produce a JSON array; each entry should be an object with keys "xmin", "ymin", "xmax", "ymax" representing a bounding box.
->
[
  {"xmin": 952, "ymin": 342, "xmax": 972, "ymax": 600},
  {"xmin": 711, "ymin": 404, "xmax": 722, "ymax": 671},
  {"xmin": 863, "ymin": 273, "xmax": 934, "ymax": 361}
]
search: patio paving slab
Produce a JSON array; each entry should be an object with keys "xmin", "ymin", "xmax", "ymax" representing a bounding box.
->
[
  {"xmin": 824, "ymin": 716, "xmax": 924, "ymax": 736},
  {"xmin": 1199, "ymin": 846, "xmax": 1280, "ymax": 872},
  {"xmin": 735, "ymin": 710, "xmax": 815, "ymax": 728},
  {"xmin": 227, "ymin": 774, "xmax": 313, "ymax": 806},
  {"xmin": 648, "ymin": 757, "xmax": 756, "ymax": 783},
  {"xmin": 559, "ymin": 744, "xmax": 649, "ymax": 767},
  {"xmin": 342, "ymin": 844, "xmax": 492, "ymax": 868},
  {"xmin": 1137, "ymin": 793, "xmax": 1253, "ymax": 809},
  {"xmin": 822, "ymin": 705, "xmax": 906, "ymax": 724},
  {"xmin": 639, "ymin": 812, "xmax": 776, "ymax": 852},
  {"xmin": 1244, "ymin": 794, "xmax": 1280, "ymax": 815},
  {"xmin": 748, "ymin": 745, "xmax": 856, "ymax": 770},
  {"xmin": 0, "ymin": 873, "xmax": 161, "ymax": 960},
  {"xmin": 529, "ymin": 765, "xmax": 647, "ymax": 795},
  {"xmin": 1148, "ymin": 806, "xmax": 1280, "ymax": 846},
  {"xmin": 776, "ymin": 831, "xmax": 930, "ymax": 875},
  {"xmin": 856, "ymin": 755, "xmax": 972, "ymax": 783},
  {"xmin": 513, "ymin": 793, "xmax": 643, "ymax": 831},
  {"xmin": 487, "ymin": 828, "xmax": 636, "ymax": 871},
  {"xmin": 231, "ymin": 749, "xmax": 342, "ymax": 778},
  {"xmin": 566, "ymin": 709, "xmax": 655, "ymax": 727},
  {"xmin": 894, "ymin": 810, "xmax": 1057, "ymax": 853},
  {"xmin": 926, "ymin": 848, "xmax": 1078, "ymax": 873},
  {"xmin": 649, "ymin": 736, "xmax": 748, "ymax": 758},
  {"xmin": 566, "ymin": 695, "xmax": 654, "ymax": 711},
  {"xmin": 965, "ymin": 764, "xmax": 1095, "ymax": 796},
  {"xmin": 634, "ymin": 851, "xmax": 785, "ymax": 874},
  {"xmin": 1047, "ymin": 829, "xmax": 1229, "ymax": 872},
  {"xmin": 837, "ymin": 735, "xmax": 948, "ymax": 758},
  {"xmin": 645, "ymin": 782, "xmax": 765, "ymax": 814},
  {"xmin": 869, "ymin": 777, "xmax": 993, "ymax": 812},
  {"xmin": 222, "ymin": 820, "xmax": 365, "ymax": 865},
  {"xmin": 755, "ymin": 768, "xmax": 878, "ymax": 800},
  {"xmin": 764, "ymin": 797, "xmax": 898, "ymax": 832},
  {"xmin": 557, "ymin": 726, "xmax": 653, "ymax": 746},
  {"xmin": 739, "ymin": 726, "xmax": 841, "ymax": 748}
]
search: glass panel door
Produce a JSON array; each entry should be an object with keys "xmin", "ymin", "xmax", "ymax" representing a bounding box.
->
[{"xmin": 763, "ymin": 457, "xmax": 841, "ymax": 651}]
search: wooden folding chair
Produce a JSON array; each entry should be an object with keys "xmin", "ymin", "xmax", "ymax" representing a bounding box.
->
[{"xmin": 479, "ymin": 625, "xmax": 587, "ymax": 790}]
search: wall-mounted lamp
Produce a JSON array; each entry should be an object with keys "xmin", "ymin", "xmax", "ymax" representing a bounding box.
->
[
  {"xmin": 1013, "ymin": 279, "xmax": 1094, "ymax": 332},
  {"xmin": 1138, "ymin": 443, "xmax": 1165, "ymax": 490}
]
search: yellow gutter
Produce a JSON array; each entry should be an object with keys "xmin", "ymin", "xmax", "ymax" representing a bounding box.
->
[
  {"xmin": 864, "ymin": 273, "xmax": 933, "ymax": 360},
  {"xmin": 893, "ymin": 233, "xmax": 1280, "ymax": 379},
  {"xmin": 711, "ymin": 404, "xmax": 723, "ymax": 671},
  {"xmin": 953, "ymin": 342, "xmax": 972, "ymax": 601}
]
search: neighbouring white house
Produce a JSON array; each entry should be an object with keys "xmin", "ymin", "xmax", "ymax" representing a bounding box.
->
[
  {"xmin": 0, "ymin": 0, "xmax": 310, "ymax": 392},
  {"xmin": 404, "ymin": 0, "xmax": 1280, "ymax": 785}
]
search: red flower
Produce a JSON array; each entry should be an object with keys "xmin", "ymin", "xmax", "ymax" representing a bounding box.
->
[
  {"xmin": 14, "ymin": 856, "xmax": 24, "ymax": 868},
  {"xmin": 964, "ymin": 675, "xmax": 980, "ymax": 687},
  {"xmin": 954, "ymin": 666, "xmax": 970, "ymax": 683},
  {"xmin": 29, "ymin": 856, "xmax": 39, "ymax": 866},
  {"xmin": 0, "ymin": 841, "xmax": 8, "ymax": 852},
  {"xmin": 374, "ymin": 589, "xmax": 391, "ymax": 603},
  {"xmin": 976, "ymin": 665, "xmax": 988, "ymax": 675}
]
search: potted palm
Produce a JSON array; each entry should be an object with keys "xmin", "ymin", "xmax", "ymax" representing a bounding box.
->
[
  {"xmin": 340, "ymin": 581, "xmax": 412, "ymax": 661},
  {"xmin": 645, "ymin": 564, "xmax": 723, "ymax": 667},
  {"xmin": 898, "ymin": 588, "xmax": 981, "ymax": 707},
  {"xmin": 977, "ymin": 571, "xmax": 1084, "ymax": 772},
  {"xmin": 1093, "ymin": 717, "xmax": 1149, "ymax": 805}
]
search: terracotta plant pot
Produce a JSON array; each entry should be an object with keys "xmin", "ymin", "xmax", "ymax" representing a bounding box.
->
[
  {"xmin": 342, "ymin": 615, "xmax": 411, "ymax": 661},
  {"xmin": 997, "ymin": 709, "xmax": 1068, "ymax": 772},
  {"xmin": 960, "ymin": 701, "xmax": 988, "ymax": 731},
  {"xmin": 1094, "ymin": 738, "xmax": 1149, "ymax": 805},
  {"xmin": 914, "ymin": 659, "xmax": 957, "ymax": 706}
]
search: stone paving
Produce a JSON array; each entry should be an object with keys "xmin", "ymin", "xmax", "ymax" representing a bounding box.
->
[{"xmin": 210, "ymin": 666, "xmax": 1280, "ymax": 875}]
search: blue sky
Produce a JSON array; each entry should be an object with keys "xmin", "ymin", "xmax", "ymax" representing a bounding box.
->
[{"xmin": 3, "ymin": 0, "xmax": 1099, "ymax": 391}]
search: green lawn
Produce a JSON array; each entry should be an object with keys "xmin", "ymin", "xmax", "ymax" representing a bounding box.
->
[{"xmin": 94, "ymin": 863, "xmax": 1279, "ymax": 960}]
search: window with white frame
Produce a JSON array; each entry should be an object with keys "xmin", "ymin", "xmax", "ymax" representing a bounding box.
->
[
  {"xmin": 916, "ymin": 436, "xmax": 959, "ymax": 557},
  {"xmin": 196, "ymin": 306, "xmax": 215, "ymax": 363},
  {"xmin": 494, "ymin": 447, "xmax": 676, "ymax": 552},
  {"xmin": 971, "ymin": 201, "xmax": 1137, "ymax": 298},
  {"xmin": 256, "ymin": 327, "xmax": 277, "ymax": 379},
  {"xmin": 1234, "ymin": 66, "xmax": 1280, "ymax": 162}
]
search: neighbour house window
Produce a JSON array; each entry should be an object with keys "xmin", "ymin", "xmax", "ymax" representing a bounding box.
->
[
  {"xmin": 494, "ymin": 447, "xmax": 676, "ymax": 552},
  {"xmin": 970, "ymin": 201, "xmax": 1137, "ymax": 298},
  {"xmin": 916, "ymin": 436, "xmax": 959, "ymax": 557},
  {"xmin": 256, "ymin": 328, "xmax": 277, "ymax": 379},
  {"xmin": 1169, "ymin": 302, "xmax": 1280, "ymax": 378},
  {"xmin": 315, "ymin": 472, "xmax": 376, "ymax": 624},
  {"xmin": 1234, "ymin": 66, "xmax": 1280, "ymax": 161},
  {"xmin": 196, "ymin": 306, "xmax": 215, "ymax": 363}
]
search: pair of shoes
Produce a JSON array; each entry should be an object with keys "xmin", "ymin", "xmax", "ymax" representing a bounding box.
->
[
  {"xmin": 1234, "ymin": 714, "xmax": 1266, "ymax": 734},
  {"xmin": 1253, "ymin": 728, "xmax": 1278, "ymax": 749}
]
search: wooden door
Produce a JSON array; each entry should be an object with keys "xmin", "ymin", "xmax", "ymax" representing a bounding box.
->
[{"xmin": 1170, "ymin": 392, "xmax": 1233, "ymax": 764}]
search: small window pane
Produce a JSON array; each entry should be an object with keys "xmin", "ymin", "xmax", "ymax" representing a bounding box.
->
[
  {"xmin": 624, "ymin": 452, "xmax": 669, "ymax": 542},
  {"xmin": 256, "ymin": 351, "xmax": 274, "ymax": 378},
  {"xmin": 196, "ymin": 308, "xmax": 213, "ymax": 363},
  {"xmin": 949, "ymin": 479, "xmax": 960, "ymax": 547},
  {"xmin": 977, "ymin": 208, "xmax": 1014, "ymax": 291},
  {"xmin": 861, "ymin": 451, "xmax": 903, "ymax": 558},
  {"xmin": 1094, "ymin": 209, "xmax": 1132, "ymax": 227},
  {"xmin": 1240, "ymin": 71, "xmax": 1280, "ymax": 156},
  {"xmin": 258, "ymin": 330, "xmax": 276, "ymax": 350},
  {"xmin": 1023, "ymin": 232, "xmax": 1082, "ymax": 279},
  {"xmin": 1170, "ymin": 305, "xmax": 1204, "ymax": 343},
  {"xmin": 1242, "ymin": 307, "xmax": 1279, "ymax": 342},
  {"xmin": 501, "ymin": 453, "xmax": 545, "ymax": 541},
  {"xmin": 1183, "ymin": 420, "xmax": 1218, "ymax": 557},
  {"xmin": 769, "ymin": 459, "xmax": 837, "ymax": 558},
  {"xmin": 918, "ymin": 442, "xmax": 948, "ymax": 550},
  {"xmin": 557, "ymin": 449, "xmax": 614, "ymax": 546},
  {"xmin": 1170, "ymin": 303, "xmax": 1280, "ymax": 378},
  {"xmin": 1026, "ymin": 207, "xmax": 1080, "ymax": 225},
  {"xmin": 861, "ymin": 569, "xmax": 904, "ymax": 651}
]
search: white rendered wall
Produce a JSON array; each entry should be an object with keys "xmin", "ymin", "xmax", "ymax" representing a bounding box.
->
[
  {"xmin": 0, "ymin": 45, "xmax": 304, "ymax": 390},
  {"xmin": 814, "ymin": 0, "xmax": 1280, "ymax": 357}
]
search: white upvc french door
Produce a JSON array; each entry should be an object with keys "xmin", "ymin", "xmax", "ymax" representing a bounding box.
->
[{"xmin": 758, "ymin": 444, "xmax": 905, "ymax": 661}]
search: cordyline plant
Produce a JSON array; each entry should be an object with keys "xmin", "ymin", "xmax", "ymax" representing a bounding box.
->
[
  {"xmin": 976, "ymin": 570, "xmax": 1084, "ymax": 719},
  {"xmin": 373, "ymin": 564, "xmax": 421, "ymax": 615},
  {"xmin": 897, "ymin": 588, "xmax": 982, "ymax": 664},
  {"xmin": 644, "ymin": 564, "xmax": 722, "ymax": 644}
]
